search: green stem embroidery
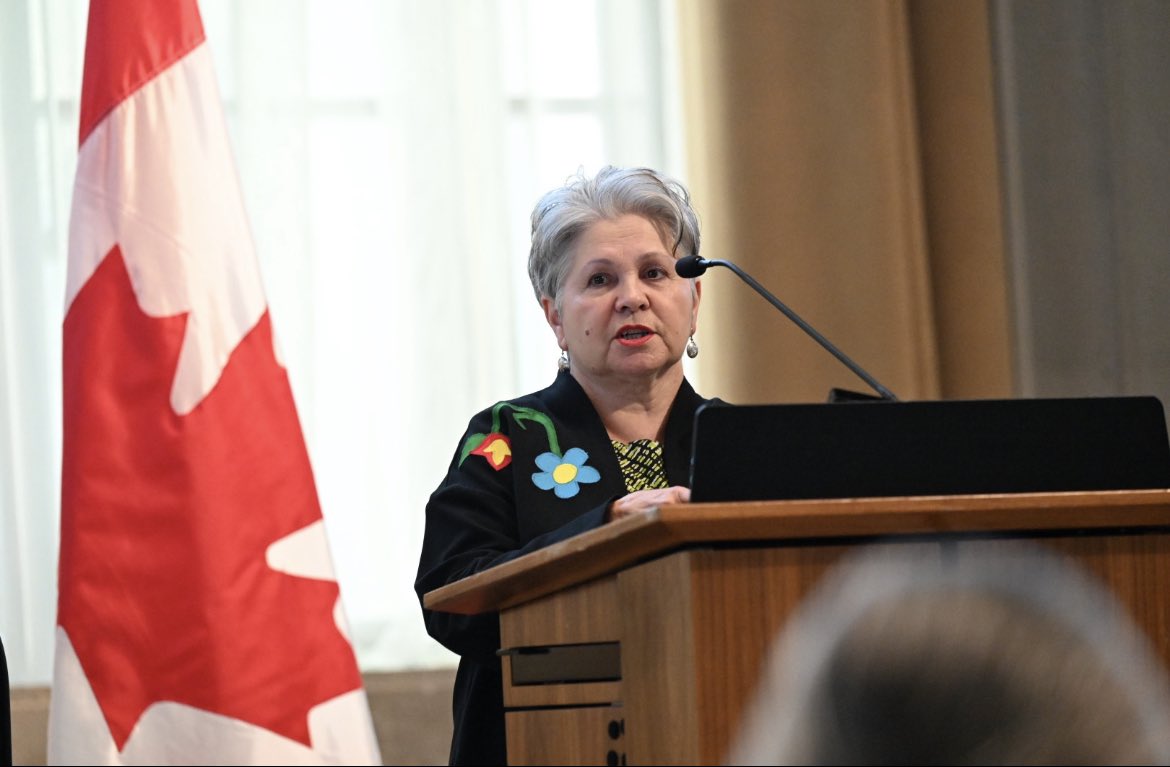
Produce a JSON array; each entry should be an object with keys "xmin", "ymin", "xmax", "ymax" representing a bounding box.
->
[
  {"xmin": 458, "ymin": 402, "xmax": 561, "ymax": 466},
  {"xmin": 492, "ymin": 403, "xmax": 561, "ymax": 456}
]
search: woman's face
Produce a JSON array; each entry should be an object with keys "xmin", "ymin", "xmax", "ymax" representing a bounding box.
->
[{"xmin": 542, "ymin": 213, "xmax": 700, "ymax": 387}]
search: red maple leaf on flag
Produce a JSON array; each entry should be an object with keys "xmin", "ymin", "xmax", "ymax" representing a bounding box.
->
[{"xmin": 59, "ymin": 244, "xmax": 362, "ymax": 750}]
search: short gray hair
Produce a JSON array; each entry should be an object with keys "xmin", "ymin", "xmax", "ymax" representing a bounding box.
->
[{"xmin": 527, "ymin": 166, "xmax": 701, "ymax": 307}]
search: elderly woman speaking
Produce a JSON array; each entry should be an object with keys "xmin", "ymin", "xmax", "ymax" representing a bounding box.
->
[{"xmin": 415, "ymin": 166, "xmax": 721, "ymax": 765}]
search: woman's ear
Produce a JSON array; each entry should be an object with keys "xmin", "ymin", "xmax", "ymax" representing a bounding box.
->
[
  {"xmin": 690, "ymin": 278, "xmax": 702, "ymax": 333},
  {"xmin": 541, "ymin": 296, "xmax": 567, "ymax": 348}
]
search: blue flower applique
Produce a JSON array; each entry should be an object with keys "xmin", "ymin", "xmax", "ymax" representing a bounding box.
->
[{"xmin": 532, "ymin": 447, "xmax": 601, "ymax": 499}]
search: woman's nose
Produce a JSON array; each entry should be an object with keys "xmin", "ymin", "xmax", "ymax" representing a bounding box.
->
[{"xmin": 615, "ymin": 281, "xmax": 649, "ymax": 312}]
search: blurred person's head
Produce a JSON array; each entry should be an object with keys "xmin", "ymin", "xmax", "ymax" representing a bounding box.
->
[{"xmin": 728, "ymin": 543, "xmax": 1170, "ymax": 765}]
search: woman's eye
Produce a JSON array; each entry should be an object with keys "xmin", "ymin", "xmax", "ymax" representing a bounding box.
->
[
  {"xmin": 587, "ymin": 273, "xmax": 609, "ymax": 287},
  {"xmin": 645, "ymin": 266, "xmax": 667, "ymax": 279}
]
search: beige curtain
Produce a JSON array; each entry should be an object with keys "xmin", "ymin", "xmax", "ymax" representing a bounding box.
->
[{"xmin": 677, "ymin": 0, "xmax": 1013, "ymax": 405}]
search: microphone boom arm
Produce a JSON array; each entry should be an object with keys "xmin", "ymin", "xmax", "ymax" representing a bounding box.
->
[{"xmin": 703, "ymin": 258, "xmax": 899, "ymax": 402}]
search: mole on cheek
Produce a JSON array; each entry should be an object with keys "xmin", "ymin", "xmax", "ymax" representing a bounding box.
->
[{"xmin": 585, "ymin": 330, "xmax": 591, "ymax": 336}]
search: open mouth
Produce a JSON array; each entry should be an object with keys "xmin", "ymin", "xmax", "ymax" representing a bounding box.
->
[{"xmin": 616, "ymin": 326, "xmax": 654, "ymax": 345}]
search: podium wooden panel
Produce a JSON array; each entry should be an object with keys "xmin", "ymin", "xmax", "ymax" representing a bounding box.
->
[{"xmin": 424, "ymin": 490, "xmax": 1170, "ymax": 765}]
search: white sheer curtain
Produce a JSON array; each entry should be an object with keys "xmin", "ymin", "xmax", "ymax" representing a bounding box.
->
[{"xmin": 1, "ymin": 0, "xmax": 686, "ymax": 685}]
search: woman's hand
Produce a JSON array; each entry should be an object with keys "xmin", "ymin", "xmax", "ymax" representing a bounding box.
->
[{"xmin": 608, "ymin": 485, "xmax": 691, "ymax": 521}]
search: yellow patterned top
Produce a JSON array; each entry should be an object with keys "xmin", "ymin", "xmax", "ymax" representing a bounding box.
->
[{"xmin": 611, "ymin": 439, "xmax": 669, "ymax": 492}]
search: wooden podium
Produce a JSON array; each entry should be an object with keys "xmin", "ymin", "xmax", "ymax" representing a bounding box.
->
[{"xmin": 424, "ymin": 489, "xmax": 1170, "ymax": 765}]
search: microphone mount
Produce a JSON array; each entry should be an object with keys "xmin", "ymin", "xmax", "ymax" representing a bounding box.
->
[{"xmin": 676, "ymin": 255, "xmax": 899, "ymax": 401}]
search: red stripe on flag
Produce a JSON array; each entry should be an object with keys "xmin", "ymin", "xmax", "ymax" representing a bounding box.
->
[{"xmin": 79, "ymin": 0, "xmax": 205, "ymax": 145}]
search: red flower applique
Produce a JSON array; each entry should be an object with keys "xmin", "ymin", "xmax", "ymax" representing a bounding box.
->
[{"xmin": 469, "ymin": 432, "xmax": 512, "ymax": 471}]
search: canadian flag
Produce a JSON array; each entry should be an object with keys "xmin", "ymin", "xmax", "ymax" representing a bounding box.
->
[{"xmin": 50, "ymin": 1, "xmax": 382, "ymax": 763}]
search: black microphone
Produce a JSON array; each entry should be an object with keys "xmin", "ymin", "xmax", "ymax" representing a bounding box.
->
[{"xmin": 675, "ymin": 254, "xmax": 899, "ymax": 401}]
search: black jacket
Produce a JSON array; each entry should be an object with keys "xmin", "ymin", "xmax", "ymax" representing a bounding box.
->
[{"xmin": 415, "ymin": 371, "xmax": 712, "ymax": 765}]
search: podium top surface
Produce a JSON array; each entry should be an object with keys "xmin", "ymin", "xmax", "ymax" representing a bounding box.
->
[{"xmin": 423, "ymin": 489, "xmax": 1170, "ymax": 616}]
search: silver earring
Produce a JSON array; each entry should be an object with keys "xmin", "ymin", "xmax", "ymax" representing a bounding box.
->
[
  {"xmin": 686, "ymin": 335, "xmax": 699, "ymax": 359},
  {"xmin": 558, "ymin": 350, "xmax": 570, "ymax": 371}
]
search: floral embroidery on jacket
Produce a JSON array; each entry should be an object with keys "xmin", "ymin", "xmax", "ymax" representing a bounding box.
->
[
  {"xmin": 459, "ymin": 403, "xmax": 557, "ymax": 470},
  {"xmin": 458, "ymin": 402, "xmax": 601, "ymax": 498},
  {"xmin": 469, "ymin": 432, "xmax": 512, "ymax": 470},
  {"xmin": 532, "ymin": 447, "xmax": 601, "ymax": 499}
]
